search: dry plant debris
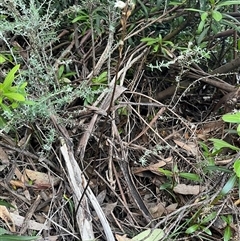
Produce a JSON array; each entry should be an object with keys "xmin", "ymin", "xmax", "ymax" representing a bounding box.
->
[{"xmin": 0, "ymin": 1, "xmax": 240, "ymax": 241}]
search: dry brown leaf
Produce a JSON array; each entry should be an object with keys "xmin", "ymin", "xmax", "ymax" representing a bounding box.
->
[
  {"xmin": 116, "ymin": 234, "xmax": 131, "ymax": 241},
  {"xmin": 174, "ymin": 140, "xmax": 198, "ymax": 156},
  {"xmin": 24, "ymin": 169, "xmax": 60, "ymax": 189},
  {"xmin": 10, "ymin": 180, "xmax": 25, "ymax": 189},
  {"xmin": 201, "ymin": 120, "xmax": 224, "ymax": 134},
  {"xmin": 215, "ymin": 158, "xmax": 232, "ymax": 165},
  {"xmin": 0, "ymin": 205, "xmax": 15, "ymax": 232},
  {"xmin": 102, "ymin": 202, "xmax": 117, "ymax": 217},
  {"xmin": 149, "ymin": 203, "xmax": 165, "ymax": 218},
  {"xmin": 173, "ymin": 184, "xmax": 200, "ymax": 195},
  {"xmin": 133, "ymin": 157, "xmax": 172, "ymax": 175},
  {"xmin": 0, "ymin": 147, "xmax": 9, "ymax": 164},
  {"xmin": 10, "ymin": 212, "xmax": 49, "ymax": 230},
  {"xmin": 166, "ymin": 203, "xmax": 178, "ymax": 213}
]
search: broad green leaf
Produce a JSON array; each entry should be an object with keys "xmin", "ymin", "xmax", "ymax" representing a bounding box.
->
[
  {"xmin": 201, "ymin": 212, "xmax": 216, "ymax": 224},
  {"xmin": 71, "ymin": 11, "xmax": 89, "ymax": 23},
  {"xmin": 212, "ymin": 10, "xmax": 222, "ymax": 22},
  {"xmin": 217, "ymin": 1, "xmax": 240, "ymax": 8},
  {"xmin": 3, "ymin": 93, "xmax": 25, "ymax": 102},
  {"xmin": 201, "ymin": 12, "xmax": 208, "ymax": 21},
  {"xmin": 0, "ymin": 235, "xmax": 39, "ymax": 241},
  {"xmin": 169, "ymin": 1, "xmax": 185, "ymax": 6},
  {"xmin": 202, "ymin": 226, "xmax": 212, "ymax": 235},
  {"xmin": 2, "ymin": 65, "xmax": 20, "ymax": 91},
  {"xmin": 220, "ymin": 174, "xmax": 237, "ymax": 196},
  {"xmin": 186, "ymin": 8, "xmax": 204, "ymax": 13},
  {"xmin": 185, "ymin": 224, "xmax": 199, "ymax": 234},
  {"xmin": 224, "ymin": 226, "xmax": 232, "ymax": 241},
  {"xmin": 159, "ymin": 168, "xmax": 173, "ymax": 177},
  {"xmin": 197, "ymin": 20, "xmax": 205, "ymax": 34},
  {"xmin": 203, "ymin": 165, "xmax": 232, "ymax": 174},
  {"xmin": 136, "ymin": 0, "xmax": 148, "ymax": 19},
  {"xmin": 23, "ymin": 100, "xmax": 36, "ymax": 105},
  {"xmin": 237, "ymin": 124, "xmax": 240, "ymax": 136},
  {"xmin": 58, "ymin": 65, "xmax": 64, "ymax": 79},
  {"xmin": 0, "ymin": 116, "xmax": 6, "ymax": 129},
  {"xmin": 0, "ymin": 54, "xmax": 6, "ymax": 64},
  {"xmin": 0, "ymin": 200, "xmax": 15, "ymax": 209},
  {"xmin": 11, "ymin": 102, "xmax": 19, "ymax": 109},
  {"xmin": 0, "ymin": 103, "xmax": 11, "ymax": 113},
  {"xmin": 92, "ymin": 71, "xmax": 107, "ymax": 84},
  {"xmin": 209, "ymin": 138, "xmax": 240, "ymax": 151},
  {"xmin": 222, "ymin": 112, "xmax": 240, "ymax": 123},
  {"xmin": 197, "ymin": 26, "xmax": 209, "ymax": 45},
  {"xmin": 233, "ymin": 159, "xmax": 240, "ymax": 177},
  {"xmin": 19, "ymin": 82, "xmax": 28, "ymax": 89},
  {"xmin": 179, "ymin": 173, "xmax": 201, "ymax": 181},
  {"xmin": 153, "ymin": 45, "xmax": 159, "ymax": 52},
  {"xmin": 132, "ymin": 228, "xmax": 164, "ymax": 241},
  {"xmin": 0, "ymin": 228, "xmax": 8, "ymax": 235}
]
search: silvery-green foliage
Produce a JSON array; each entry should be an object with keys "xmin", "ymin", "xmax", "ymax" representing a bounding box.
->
[{"xmin": 0, "ymin": 0, "xmax": 59, "ymax": 92}]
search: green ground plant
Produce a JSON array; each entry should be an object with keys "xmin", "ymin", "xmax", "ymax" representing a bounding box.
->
[
  {"xmin": 0, "ymin": 64, "xmax": 34, "ymax": 128},
  {"xmin": 209, "ymin": 112, "xmax": 240, "ymax": 198}
]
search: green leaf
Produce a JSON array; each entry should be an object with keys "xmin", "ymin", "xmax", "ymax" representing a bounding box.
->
[
  {"xmin": 217, "ymin": 1, "xmax": 240, "ymax": 8},
  {"xmin": 179, "ymin": 173, "xmax": 201, "ymax": 181},
  {"xmin": 23, "ymin": 100, "xmax": 36, "ymax": 105},
  {"xmin": 58, "ymin": 65, "xmax": 64, "ymax": 79},
  {"xmin": 203, "ymin": 165, "xmax": 232, "ymax": 174},
  {"xmin": 237, "ymin": 124, "xmax": 240, "ymax": 136},
  {"xmin": 159, "ymin": 168, "xmax": 173, "ymax": 177},
  {"xmin": 201, "ymin": 12, "xmax": 208, "ymax": 21},
  {"xmin": 201, "ymin": 212, "xmax": 217, "ymax": 224},
  {"xmin": 141, "ymin": 38, "xmax": 159, "ymax": 45},
  {"xmin": 3, "ymin": 93, "xmax": 25, "ymax": 102},
  {"xmin": 209, "ymin": 138, "xmax": 240, "ymax": 151},
  {"xmin": 2, "ymin": 65, "xmax": 20, "ymax": 91},
  {"xmin": 0, "ymin": 54, "xmax": 6, "ymax": 64},
  {"xmin": 197, "ymin": 20, "xmax": 205, "ymax": 34},
  {"xmin": 222, "ymin": 112, "xmax": 240, "ymax": 123},
  {"xmin": 136, "ymin": 0, "xmax": 148, "ymax": 19},
  {"xmin": 132, "ymin": 228, "xmax": 164, "ymax": 241},
  {"xmin": 202, "ymin": 226, "xmax": 212, "ymax": 235},
  {"xmin": 186, "ymin": 8, "xmax": 204, "ymax": 13},
  {"xmin": 220, "ymin": 174, "xmax": 237, "ymax": 196},
  {"xmin": 197, "ymin": 26, "xmax": 209, "ymax": 45},
  {"xmin": 0, "ymin": 200, "xmax": 15, "ymax": 209},
  {"xmin": 224, "ymin": 226, "xmax": 232, "ymax": 241},
  {"xmin": 233, "ymin": 159, "xmax": 240, "ymax": 177},
  {"xmin": 71, "ymin": 11, "xmax": 89, "ymax": 23},
  {"xmin": 0, "ymin": 228, "xmax": 9, "ymax": 235},
  {"xmin": 212, "ymin": 10, "xmax": 222, "ymax": 21},
  {"xmin": 0, "ymin": 235, "xmax": 39, "ymax": 241},
  {"xmin": 185, "ymin": 224, "xmax": 199, "ymax": 234},
  {"xmin": 92, "ymin": 71, "xmax": 107, "ymax": 84},
  {"xmin": 0, "ymin": 103, "xmax": 12, "ymax": 113}
]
